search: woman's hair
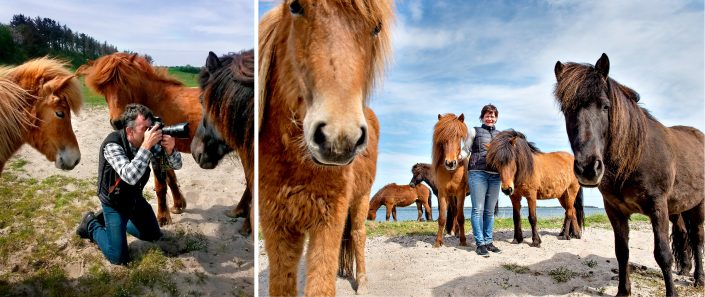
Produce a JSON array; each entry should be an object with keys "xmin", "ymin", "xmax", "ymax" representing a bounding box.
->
[{"xmin": 479, "ymin": 104, "xmax": 498, "ymax": 119}]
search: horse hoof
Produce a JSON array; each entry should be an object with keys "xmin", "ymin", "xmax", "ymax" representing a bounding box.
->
[
  {"xmin": 529, "ymin": 242, "xmax": 541, "ymax": 248},
  {"xmin": 356, "ymin": 275, "xmax": 369, "ymax": 295},
  {"xmin": 433, "ymin": 242, "xmax": 443, "ymax": 248},
  {"xmin": 158, "ymin": 215, "xmax": 172, "ymax": 226},
  {"xmin": 170, "ymin": 206, "xmax": 185, "ymax": 214},
  {"xmin": 459, "ymin": 241, "xmax": 468, "ymax": 247}
]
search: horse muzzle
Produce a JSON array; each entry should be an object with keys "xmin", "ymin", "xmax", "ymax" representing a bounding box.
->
[
  {"xmin": 573, "ymin": 159, "xmax": 603, "ymax": 187},
  {"xmin": 307, "ymin": 123, "xmax": 367, "ymax": 166},
  {"xmin": 444, "ymin": 159, "xmax": 459, "ymax": 171},
  {"xmin": 501, "ymin": 186, "xmax": 514, "ymax": 196},
  {"xmin": 56, "ymin": 148, "xmax": 81, "ymax": 170}
]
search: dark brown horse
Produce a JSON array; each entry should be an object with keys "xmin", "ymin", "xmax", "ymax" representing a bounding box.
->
[
  {"xmin": 258, "ymin": 1, "xmax": 392, "ymax": 295},
  {"xmin": 486, "ymin": 130, "xmax": 584, "ymax": 247},
  {"xmin": 554, "ymin": 53, "xmax": 704, "ymax": 296},
  {"xmin": 0, "ymin": 58, "xmax": 83, "ymax": 173},
  {"xmin": 367, "ymin": 183, "xmax": 432, "ymax": 221},
  {"xmin": 190, "ymin": 50, "xmax": 254, "ymax": 235},
  {"xmin": 409, "ymin": 163, "xmax": 459, "ymax": 233},
  {"xmin": 431, "ymin": 113, "xmax": 469, "ymax": 247}
]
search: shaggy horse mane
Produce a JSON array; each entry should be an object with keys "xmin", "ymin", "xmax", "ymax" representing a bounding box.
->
[
  {"xmin": 432, "ymin": 113, "xmax": 468, "ymax": 168},
  {"xmin": 486, "ymin": 130, "xmax": 541, "ymax": 186},
  {"xmin": 554, "ymin": 62, "xmax": 649, "ymax": 182},
  {"xmin": 0, "ymin": 78, "xmax": 33, "ymax": 162}
]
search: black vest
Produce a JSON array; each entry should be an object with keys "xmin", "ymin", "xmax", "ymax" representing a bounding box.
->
[
  {"xmin": 469, "ymin": 124, "xmax": 500, "ymax": 172},
  {"xmin": 97, "ymin": 130, "xmax": 151, "ymax": 210}
]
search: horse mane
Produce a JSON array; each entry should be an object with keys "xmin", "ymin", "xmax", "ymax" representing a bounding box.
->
[
  {"xmin": 432, "ymin": 113, "xmax": 468, "ymax": 168},
  {"xmin": 199, "ymin": 50, "xmax": 254, "ymax": 149},
  {"xmin": 0, "ymin": 78, "xmax": 32, "ymax": 162},
  {"xmin": 78, "ymin": 53, "xmax": 183, "ymax": 101},
  {"xmin": 486, "ymin": 130, "xmax": 540, "ymax": 186},
  {"xmin": 554, "ymin": 62, "xmax": 647, "ymax": 182},
  {"xmin": 0, "ymin": 57, "xmax": 83, "ymax": 114},
  {"xmin": 411, "ymin": 163, "xmax": 432, "ymax": 179},
  {"xmin": 258, "ymin": 0, "xmax": 393, "ymax": 132}
]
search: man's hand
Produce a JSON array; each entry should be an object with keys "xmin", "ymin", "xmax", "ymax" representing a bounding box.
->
[
  {"xmin": 141, "ymin": 124, "xmax": 163, "ymax": 150},
  {"xmin": 161, "ymin": 135, "xmax": 176, "ymax": 155}
]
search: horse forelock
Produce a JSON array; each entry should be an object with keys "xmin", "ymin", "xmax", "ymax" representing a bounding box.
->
[
  {"xmin": 486, "ymin": 130, "xmax": 536, "ymax": 186},
  {"xmin": 432, "ymin": 114, "xmax": 468, "ymax": 167},
  {"xmin": 1, "ymin": 57, "xmax": 83, "ymax": 114}
]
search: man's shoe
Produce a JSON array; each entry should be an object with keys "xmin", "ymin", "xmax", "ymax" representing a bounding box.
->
[
  {"xmin": 76, "ymin": 211, "xmax": 95, "ymax": 239},
  {"xmin": 476, "ymin": 245, "xmax": 489, "ymax": 257},
  {"xmin": 486, "ymin": 243, "xmax": 502, "ymax": 253}
]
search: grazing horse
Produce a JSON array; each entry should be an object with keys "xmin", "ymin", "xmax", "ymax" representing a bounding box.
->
[
  {"xmin": 410, "ymin": 162, "xmax": 460, "ymax": 234},
  {"xmin": 258, "ymin": 1, "xmax": 392, "ymax": 295},
  {"xmin": 76, "ymin": 53, "xmax": 197, "ymax": 225},
  {"xmin": 554, "ymin": 53, "xmax": 704, "ymax": 296},
  {"xmin": 0, "ymin": 58, "xmax": 83, "ymax": 173},
  {"xmin": 486, "ymin": 130, "xmax": 584, "ymax": 247},
  {"xmin": 367, "ymin": 183, "xmax": 432, "ymax": 222},
  {"xmin": 190, "ymin": 50, "xmax": 254, "ymax": 235},
  {"xmin": 431, "ymin": 113, "xmax": 469, "ymax": 247}
]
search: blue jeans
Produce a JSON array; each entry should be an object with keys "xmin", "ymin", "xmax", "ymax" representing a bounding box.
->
[
  {"xmin": 88, "ymin": 198, "xmax": 162, "ymax": 265},
  {"xmin": 469, "ymin": 170, "xmax": 501, "ymax": 246}
]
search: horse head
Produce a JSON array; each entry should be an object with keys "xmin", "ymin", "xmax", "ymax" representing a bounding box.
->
[
  {"xmin": 191, "ymin": 114, "xmax": 233, "ymax": 169},
  {"xmin": 270, "ymin": 0, "xmax": 392, "ymax": 166},
  {"xmin": 487, "ymin": 130, "xmax": 536, "ymax": 196},
  {"xmin": 554, "ymin": 53, "xmax": 643, "ymax": 186},
  {"xmin": 433, "ymin": 113, "xmax": 467, "ymax": 172}
]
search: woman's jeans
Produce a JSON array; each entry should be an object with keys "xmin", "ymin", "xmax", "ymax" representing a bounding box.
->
[
  {"xmin": 469, "ymin": 170, "xmax": 501, "ymax": 246},
  {"xmin": 87, "ymin": 198, "xmax": 162, "ymax": 265}
]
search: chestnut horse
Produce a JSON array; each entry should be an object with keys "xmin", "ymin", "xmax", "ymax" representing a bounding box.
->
[
  {"xmin": 410, "ymin": 162, "xmax": 460, "ymax": 234},
  {"xmin": 258, "ymin": 1, "xmax": 392, "ymax": 295},
  {"xmin": 190, "ymin": 50, "xmax": 254, "ymax": 235},
  {"xmin": 554, "ymin": 53, "xmax": 704, "ymax": 296},
  {"xmin": 76, "ymin": 53, "xmax": 197, "ymax": 225},
  {"xmin": 0, "ymin": 57, "xmax": 83, "ymax": 173},
  {"xmin": 486, "ymin": 130, "xmax": 584, "ymax": 247},
  {"xmin": 432, "ymin": 113, "xmax": 469, "ymax": 247},
  {"xmin": 367, "ymin": 183, "xmax": 432, "ymax": 222}
]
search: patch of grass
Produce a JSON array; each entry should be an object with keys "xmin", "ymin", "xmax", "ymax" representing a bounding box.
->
[
  {"xmin": 582, "ymin": 259, "xmax": 598, "ymax": 268},
  {"xmin": 8, "ymin": 158, "xmax": 28, "ymax": 171},
  {"xmin": 184, "ymin": 232, "xmax": 208, "ymax": 252},
  {"xmin": 502, "ymin": 263, "xmax": 530, "ymax": 274},
  {"xmin": 547, "ymin": 267, "xmax": 578, "ymax": 283},
  {"xmin": 167, "ymin": 69, "xmax": 199, "ymax": 87}
]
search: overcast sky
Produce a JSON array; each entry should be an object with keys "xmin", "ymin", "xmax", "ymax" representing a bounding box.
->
[
  {"xmin": 1, "ymin": 0, "xmax": 255, "ymax": 66},
  {"xmin": 260, "ymin": 0, "xmax": 704, "ymax": 208}
]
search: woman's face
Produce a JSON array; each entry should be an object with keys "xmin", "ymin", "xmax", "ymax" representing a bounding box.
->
[{"xmin": 482, "ymin": 112, "xmax": 497, "ymax": 127}]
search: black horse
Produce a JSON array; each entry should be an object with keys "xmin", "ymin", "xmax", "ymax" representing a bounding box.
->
[{"xmin": 554, "ymin": 53, "xmax": 704, "ymax": 296}]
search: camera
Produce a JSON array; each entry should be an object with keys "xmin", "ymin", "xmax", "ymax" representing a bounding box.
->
[{"xmin": 152, "ymin": 116, "xmax": 190, "ymax": 138}]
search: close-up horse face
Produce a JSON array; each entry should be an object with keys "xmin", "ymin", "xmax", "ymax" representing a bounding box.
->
[
  {"xmin": 497, "ymin": 161, "xmax": 518, "ymax": 196},
  {"xmin": 191, "ymin": 115, "xmax": 232, "ymax": 169},
  {"xmin": 29, "ymin": 76, "xmax": 81, "ymax": 170},
  {"xmin": 282, "ymin": 0, "xmax": 389, "ymax": 166},
  {"xmin": 555, "ymin": 55, "xmax": 611, "ymax": 187}
]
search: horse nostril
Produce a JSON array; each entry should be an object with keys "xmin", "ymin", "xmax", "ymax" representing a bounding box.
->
[
  {"xmin": 355, "ymin": 126, "xmax": 367, "ymax": 148},
  {"xmin": 594, "ymin": 159, "xmax": 603, "ymax": 173},
  {"xmin": 313, "ymin": 123, "xmax": 327, "ymax": 146},
  {"xmin": 573, "ymin": 162, "xmax": 584, "ymax": 175}
]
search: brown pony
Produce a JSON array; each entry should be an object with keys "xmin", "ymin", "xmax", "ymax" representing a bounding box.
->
[
  {"xmin": 258, "ymin": 1, "xmax": 392, "ymax": 296},
  {"xmin": 410, "ymin": 162, "xmax": 460, "ymax": 234},
  {"xmin": 555, "ymin": 53, "xmax": 704, "ymax": 296},
  {"xmin": 367, "ymin": 183, "xmax": 432, "ymax": 222},
  {"xmin": 190, "ymin": 50, "xmax": 254, "ymax": 235},
  {"xmin": 431, "ymin": 113, "xmax": 469, "ymax": 247},
  {"xmin": 76, "ymin": 53, "xmax": 198, "ymax": 225},
  {"xmin": 0, "ymin": 57, "xmax": 83, "ymax": 173},
  {"xmin": 486, "ymin": 130, "xmax": 584, "ymax": 248}
]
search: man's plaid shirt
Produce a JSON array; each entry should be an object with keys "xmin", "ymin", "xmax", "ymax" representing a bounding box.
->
[{"xmin": 103, "ymin": 143, "xmax": 182, "ymax": 185}]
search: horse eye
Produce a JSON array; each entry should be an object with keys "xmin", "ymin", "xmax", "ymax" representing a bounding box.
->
[
  {"xmin": 55, "ymin": 111, "xmax": 65, "ymax": 118},
  {"xmin": 602, "ymin": 104, "xmax": 610, "ymax": 112},
  {"xmin": 372, "ymin": 22, "xmax": 382, "ymax": 36},
  {"xmin": 290, "ymin": 0, "xmax": 304, "ymax": 15}
]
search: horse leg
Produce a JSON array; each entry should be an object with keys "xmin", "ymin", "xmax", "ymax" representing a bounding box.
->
[
  {"xmin": 165, "ymin": 169, "xmax": 186, "ymax": 214},
  {"xmin": 510, "ymin": 195, "xmax": 523, "ymax": 244},
  {"xmin": 385, "ymin": 204, "xmax": 391, "ymax": 221},
  {"xmin": 605, "ymin": 203, "xmax": 631, "ymax": 296},
  {"xmin": 416, "ymin": 201, "xmax": 423, "ymax": 221},
  {"xmin": 670, "ymin": 214, "xmax": 692, "ymax": 276},
  {"xmin": 647, "ymin": 201, "xmax": 676, "ymax": 296},
  {"xmin": 392, "ymin": 206, "xmax": 398, "ymax": 222},
  {"xmin": 527, "ymin": 197, "xmax": 541, "ymax": 247},
  {"xmin": 434, "ymin": 195, "xmax": 447, "ymax": 248},
  {"xmin": 225, "ymin": 186, "xmax": 251, "ymax": 218},
  {"xmin": 265, "ymin": 228, "xmax": 304, "ymax": 296},
  {"xmin": 348, "ymin": 194, "xmax": 370, "ymax": 294},
  {"xmin": 683, "ymin": 203, "xmax": 704, "ymax": 287},
  {"xmin": 456, "ymin": 195, "xmax": 467, "ymax": 246},
  {"xmin": 153, "ymin": 168, "xmax": 171, "ymax": 226},
  {"xmin": 557, "ymin": 195, "xmax": 572, "ymax": 240},
  {"xmin": 424, "ymin": 200, "xmax": 433, "ymax": 221},
  {"xmin": 305, "ymin": 216, "xmax": 347, "ymax": 296}
]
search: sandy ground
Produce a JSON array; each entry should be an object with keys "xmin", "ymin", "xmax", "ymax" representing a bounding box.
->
[
  {"xmin": 11, "ymin": 106, "xmax": 253, "ymax": 296},
  {"xmin": 258, "ymin": 224, "xmax": 700, "ymax": 296}
]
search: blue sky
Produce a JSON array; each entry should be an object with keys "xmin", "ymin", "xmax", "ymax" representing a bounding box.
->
[
  {"xmin": 260, "ymin": 0, "xmax": 704, "ymax": 208},
  {"xmin": 1, "ymin": 0, "xmax": 255, "ymax": 66}
]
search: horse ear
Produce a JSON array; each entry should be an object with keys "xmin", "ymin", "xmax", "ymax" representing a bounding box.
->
[
  {"xmin": 458, "ymin": 113, "xmax": 464, "ymax": 122},
  {"xmin": 129, "ymin": 53, "xmax": 138, "ymax": 63},
  {"xmin": 554, "ymin": 61, "xmax": 564, "ymax": 80},
  {"xmin": 206, "ymin": 51, "xmax": 221, "ymax": 73},
  {"xmin": 595, "ymin": 53, "xmax": 610, "ymax": 79},
  {"xmin": 509, "ymin": 137, "xmax": 517, "ymax": 146},
  {"xmin": 40, "ymin": 75, "xmax": 75, "ymax": 96},
  {"xmin": 437, "ymin": 114, "xmax": 442, "ymax": 120}
]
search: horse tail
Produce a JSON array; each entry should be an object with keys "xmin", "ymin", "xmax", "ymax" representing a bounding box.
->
[
  {"xmin": 338, "ymin": 210, "xmax": 355, "ymax": 277},
  {"xmin": 575, "ymin": 187, "xmax": 584, "ymax": 229},
  {"xmin": 670, "ymin": 214, "xmax": 693, "ymax": 275}
]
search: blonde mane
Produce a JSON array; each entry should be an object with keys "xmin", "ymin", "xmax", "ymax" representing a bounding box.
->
[{"xmin": 0, "ymin": 78, "xmax": 32, "ymax": 163}]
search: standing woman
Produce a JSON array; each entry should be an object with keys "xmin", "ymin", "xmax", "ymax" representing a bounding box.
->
[{"xmin": 459, "ymin": 104, "xmax": 502, "ymax": 257}]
